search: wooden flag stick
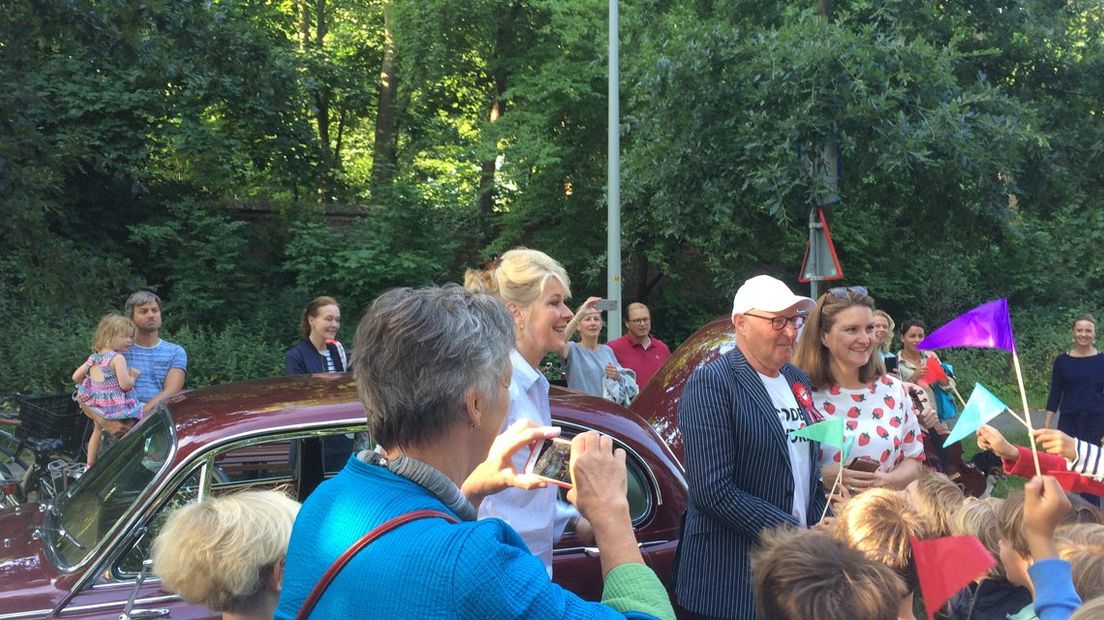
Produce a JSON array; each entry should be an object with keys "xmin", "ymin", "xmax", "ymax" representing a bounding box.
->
[
  {"xmin": 821, "ymin": 464, "xmax": 845, "ymax": 523},
  {"xmin": 950, "ymin": 385, "xmax": 968, "ymax": 409},
  {"xmin": 1002, "ymin": 408, "xmax": 1030, "ymax": 429},
  {"xmin": 1011, "ymin": 348, "xmax": 1042, "ymax": 477}
]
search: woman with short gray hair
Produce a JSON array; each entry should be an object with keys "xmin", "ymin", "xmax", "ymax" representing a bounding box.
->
[{"xmin": 275, "ymin": 285, "xmax": 673, "ymax": 619}]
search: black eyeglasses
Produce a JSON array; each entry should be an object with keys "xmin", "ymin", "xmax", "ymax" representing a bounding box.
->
[{"xmin": 744, "ymin": 312, "xmax": 806, "ymax": 331}]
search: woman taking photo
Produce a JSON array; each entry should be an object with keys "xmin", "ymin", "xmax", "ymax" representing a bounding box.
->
[
  {"xmin": 794, "ymin": 287, "xmax": 924, "ymax": 494},
  {"xmin": 464, "ymin": 248, "xmax": 586, "ymax": 573},
  {"xmin": 896, "ymin": 319, "xmax": 955, "ymax": 417},
  {"xmin": 275, "ymin": 286, "xmax": 674, "ymax": 619},
  {"xmin": 1045, "ymin": 314, "xmax": 1104, "ymax": 446},
  {"xmin": 286, "ymin": 296, "xmax": 349, "ymax": 374},
  {"xmin": 562, "ymin": 307, "xmax": 638, "ymax": 406}
]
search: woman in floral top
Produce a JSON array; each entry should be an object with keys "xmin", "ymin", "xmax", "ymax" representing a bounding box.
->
[{"xmin": 794, "ymin": 287, "xmax": 925, "ymax": 494}]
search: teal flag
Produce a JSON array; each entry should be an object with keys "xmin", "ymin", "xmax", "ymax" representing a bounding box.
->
[
  {"xmin": 789, "ymin": 418, "xmax": 846, "ymax": 449},
  {"xmin": 942, "ymin": 383, "xmax": 1010, "ymax": 447}
]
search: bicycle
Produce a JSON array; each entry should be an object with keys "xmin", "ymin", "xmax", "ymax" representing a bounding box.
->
[{"xmin": 0, "ymin": 393, "xmax": 91, "ymax": 506}]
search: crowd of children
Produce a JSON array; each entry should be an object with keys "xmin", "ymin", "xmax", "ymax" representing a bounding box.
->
[{"xmin": 750, "ymin": 427, "xmax": 1104, "ymax": 620}]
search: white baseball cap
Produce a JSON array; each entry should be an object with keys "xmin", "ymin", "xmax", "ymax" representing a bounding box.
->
[{"xmin": 731, "ymin": 275, "xmax": 816, "ymax": 317}]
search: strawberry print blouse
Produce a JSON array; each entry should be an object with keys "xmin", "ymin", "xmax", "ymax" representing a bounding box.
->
[{"xmin": 814, "ymin": 374, "xmax": 925, "ymax": 473}]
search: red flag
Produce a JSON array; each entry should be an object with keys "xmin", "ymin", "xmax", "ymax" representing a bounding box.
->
[
  {"xmin": 911, "ymin": 535, "xmax": 995, "ymax": 620},
  {"xmin": 1050, "ymin": 471, "xmax": 1079, "ymax": 492},
  {"xmin": 918, "ymin": 355, "xmax": 948, "ymax": 388}
]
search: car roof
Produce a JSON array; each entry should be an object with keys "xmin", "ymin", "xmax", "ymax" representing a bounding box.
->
[
  {"xmin": 161, "ymin": 373, "xmax": 365, "ymax": 463},
  {"xmin": 160, "ymin": 373, "xmax": 684, "ymax": 471},
  {"xmin": 631, "ymin": 317, "xmax": 734, "ymax": 461}
]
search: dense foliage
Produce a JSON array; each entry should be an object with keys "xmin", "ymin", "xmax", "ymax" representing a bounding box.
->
[{"xmin": 2, "ymin": 0, "xmax": 1102, "ymax": 406}]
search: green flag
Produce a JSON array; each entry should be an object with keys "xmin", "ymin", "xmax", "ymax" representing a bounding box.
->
[{"xmin": 789, "ymin": 418, "xmax": 846, "ymax": 449}]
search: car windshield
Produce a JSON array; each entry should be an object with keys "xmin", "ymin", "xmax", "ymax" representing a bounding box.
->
[{"xmin": 49, "ymin": 409, "xmax": 175, "ymax": 569}]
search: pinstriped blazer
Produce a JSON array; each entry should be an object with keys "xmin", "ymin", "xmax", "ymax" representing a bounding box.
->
[{"xmin": 674, "ymin": 346, "xmax": 828, "ymax": 619}]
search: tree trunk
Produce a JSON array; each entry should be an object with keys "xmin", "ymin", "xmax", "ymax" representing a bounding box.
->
[
  {"xmin": 478, "ymin": 5, "xmax": 517, "ymax": 224},
  {"xmin": 477, "ymin": 90, "xmax": 503, "ymax": 219},
  {"xmin": 311, "ymin": 0, "xmax": 332, "ymax": 201},
  {"xmin": 371, "ymin": 0, "xmax": 399, "ymax": 195},
  {"xmin": 297, "ymin": 0, "xmax": 310, "ymax": 51}
]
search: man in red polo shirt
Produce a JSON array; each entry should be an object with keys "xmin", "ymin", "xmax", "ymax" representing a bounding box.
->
[{"xmin": 607, "ymin": 302, "xmax": 671, "ymax": 389}]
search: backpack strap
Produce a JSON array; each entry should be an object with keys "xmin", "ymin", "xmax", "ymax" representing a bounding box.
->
[{"xmin": 295, "ymin": 509, "xmax": 458, "ymax": 620}]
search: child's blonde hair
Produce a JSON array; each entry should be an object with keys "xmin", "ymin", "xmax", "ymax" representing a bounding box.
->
[
  {"xmin": 92, "ymin": 314, "xmax": 137, "ymax": 352},
  {"xmin": 835, "ymin": 488, "xmax": 927, "ymax": 593},
  {"xmin": 753, "ymin": 527, "xmax": 905, "ymax": 620},
  {"xmin": 151, "ymin": 490, "xmax": 300, "ymax": 613},
  {"xmin": 952, "ymin": 497, "xmax": 1006, "ymax": 580},
  {"xmin": 911, "ymin": 469, "xmax": 967, "ymax": 538},
  {"xmin": 1055, "ymin": 523, "xmax": 1104, "ymax": 601}
]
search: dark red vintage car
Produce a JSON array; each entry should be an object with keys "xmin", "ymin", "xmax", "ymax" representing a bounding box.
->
[
  {"xmin": 0, "ymin": 363, "xmax": 693, "ymax": 619},
  {"xmin": 632, "ymin": 317, "xmax": 736, "ymax": 462}
]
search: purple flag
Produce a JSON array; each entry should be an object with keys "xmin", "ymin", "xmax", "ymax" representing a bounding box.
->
[{"xmin": 918, "ymin": 298, "xmax": 1016, "ymax": 352}]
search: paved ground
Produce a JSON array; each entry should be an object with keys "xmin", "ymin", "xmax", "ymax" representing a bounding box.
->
[{"xmin": 987, "ymin": 408, "xmax": 1046, "ymax": 435}]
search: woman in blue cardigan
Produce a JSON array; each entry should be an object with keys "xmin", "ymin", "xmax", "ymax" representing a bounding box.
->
[
  {"xmin": 286, "ymin": 296, "xmax": 350, "ymax": 375},
  {"xmin": 286, "ymin": 296, "xmax": 353, "ymax": 473},
  {"xmin": 275, "ymin": 285, "xmax": 673, "ymax": 620}
]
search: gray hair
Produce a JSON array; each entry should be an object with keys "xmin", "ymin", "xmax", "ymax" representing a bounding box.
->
[
  {"xmin": 125, "ymin": 290, "xmax": 163, "ymax": 319},
  {"xmin": 353, "ymin": 285, "xmax": 514, "ymax": 449}
]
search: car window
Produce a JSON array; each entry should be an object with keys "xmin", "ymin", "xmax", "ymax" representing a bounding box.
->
[
  {"xmin": 213, "ymin": 440, "xmax": 293, "ymax": 484},
  {"xmin": 552, "ymin": 425, "xmax": 655, "ymax": 527},
  {"xmin": 50, "ymin": 410, "xmax": 175, "ymax": 569},
  {"xmin": 625, "ymin": 456, "xmax": 652, "ymax": 525},
  {"xmin": 116, "ymin": 469, "xmax": 202, "ymax": 577},
  {"xmin": 111, "ymin": 427, "xmax": 365, "ymax": 579}
]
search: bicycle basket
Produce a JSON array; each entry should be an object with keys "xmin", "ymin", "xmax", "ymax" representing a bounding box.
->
[{"xmin": 18, "ymin": 394, "xmax": 85, "ymax": 449}]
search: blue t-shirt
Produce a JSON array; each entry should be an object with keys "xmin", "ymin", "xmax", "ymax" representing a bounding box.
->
[{"xmin": 123, "ymin": 339, "xmax": 187, "ymax": 404}]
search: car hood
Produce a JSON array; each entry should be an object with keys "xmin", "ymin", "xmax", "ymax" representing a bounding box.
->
[
  {"xmin": 0, "ymin": 502, "xmax": 65, "ymax": 612},
  {"xmin": 631, "ymin": 317, "xmax": 735, "ymax": 461}
]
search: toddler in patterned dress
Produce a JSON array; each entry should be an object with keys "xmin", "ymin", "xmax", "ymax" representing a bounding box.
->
[{"xmin": 72, "ymin": 314, "xmax": 143, "ymax": 467}]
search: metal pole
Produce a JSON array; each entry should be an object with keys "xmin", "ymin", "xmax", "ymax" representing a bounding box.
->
[
  {"xmin": 811, "ymin": 0, "xmax": 831, "ymax": 302},
  {"xmin": 808, "ymin": 208, "xmax": 820, "ymax": 300},
  {"xmin": 607, "ymin": 0, "xmax": 622, "ymax": 339}
]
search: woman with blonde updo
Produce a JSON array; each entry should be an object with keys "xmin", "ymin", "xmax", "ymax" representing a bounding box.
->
[
  {"xmin": 465, "ymin": 248, "xmax": 587, "ymax": 573},
  {"xmin": 151, "ymin": 490, "xmax": 300, "ymax": 620}
]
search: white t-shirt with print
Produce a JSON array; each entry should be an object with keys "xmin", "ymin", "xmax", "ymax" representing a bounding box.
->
[
  {"xmin": 814, "ymin": 375, "xmax": 925, "ymax": 472},
  {"xmin": 758, "ymin": 372, "xmax": 812, "ymax": 527}
]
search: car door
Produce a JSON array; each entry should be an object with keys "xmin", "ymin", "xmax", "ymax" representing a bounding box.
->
[
  {"xmin": 549, "ymin": 420, "xmax": 682, "ymax": 602},
  {"xmin": 55, "ymin": 426, "xmax": 356, "ymax": 619}
]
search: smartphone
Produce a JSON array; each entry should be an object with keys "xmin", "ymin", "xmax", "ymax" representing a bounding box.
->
[
  {"xmin": 884, "ymin": 356, "xmax": 899, "ymax": 376},
  {"xmin": 593, "ymin": 299, "xmax": 619, "ymax": 312},
  {"xmin": 525, "ymin": 436, "xmax": 573, "ymax": 489},
  {"xmin": 846, "ymin": 457, "xmax": 880, "ymax": 473}
]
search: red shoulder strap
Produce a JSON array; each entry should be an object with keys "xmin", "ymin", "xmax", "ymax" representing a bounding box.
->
[{"xmin": 295, "ymin": 509, "xmax": 458, "ymax": 620}]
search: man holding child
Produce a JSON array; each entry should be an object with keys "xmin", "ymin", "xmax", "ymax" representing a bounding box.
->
[{"xmin": 124, "ymin": 291, "xmax": 187, "ymax": 414}]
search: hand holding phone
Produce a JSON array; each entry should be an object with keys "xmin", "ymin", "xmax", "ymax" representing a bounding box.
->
[
  {"xmin": 845, "ymin": 457, "xmax": 880, "ymax": 473},
  {"xmin": 593, "ymin": 299, "xmax": 619, "ymax": 312},
  {"xmin": 525, "ymin": 435, "xmax": 574, "ymax": 489}
]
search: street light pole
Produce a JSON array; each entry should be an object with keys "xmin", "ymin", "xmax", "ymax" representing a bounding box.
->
[{"xmin": 607, "ymin": 0, "xmax": 622, "ymax": 339}]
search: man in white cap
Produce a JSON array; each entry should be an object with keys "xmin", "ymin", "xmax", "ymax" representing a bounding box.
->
[{"xmin": 673, "ymin": 275, "xmax": 828, "ymax": 620}]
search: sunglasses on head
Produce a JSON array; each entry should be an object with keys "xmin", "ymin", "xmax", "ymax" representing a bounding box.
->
[
  {"xmin": 818, "ymin": 286, "xmax": 871, "ymax": 326},
  {"xmin": 826, "ymin": 286, "xmax": 869, "ymax": 298}
]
